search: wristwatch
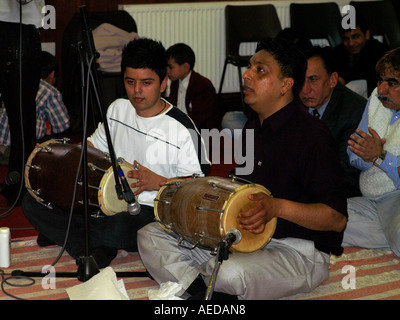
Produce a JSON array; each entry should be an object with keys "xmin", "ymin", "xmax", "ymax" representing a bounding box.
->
[{"xmin": 373, "ymin": 150, "xmax": 387, "ymax": 167}]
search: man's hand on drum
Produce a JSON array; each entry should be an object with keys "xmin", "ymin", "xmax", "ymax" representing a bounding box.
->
[
  {"xmin": 237, "ymin": 192, "xmax": 276, "ymax": 234},
  {"xmin": 127, "ymin": 161, "xmax": 167, "ymax": 195}
]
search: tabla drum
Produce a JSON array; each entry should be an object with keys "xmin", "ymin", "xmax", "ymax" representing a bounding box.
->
[
  {"xmin": 154, "ymin": 176, "xmax": 276, "ymax": 253},
  {"xmin": 25, "ymin": 139, "xmax": 138, "ymax": 216}
]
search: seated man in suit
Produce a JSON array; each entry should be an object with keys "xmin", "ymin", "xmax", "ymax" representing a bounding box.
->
[
  {"xmin": 300, "ymin": 46, "xmax": 367, "ymax": 197},
  {"xmin": 165, "ymin": 43, "xmax": 218, "ymax": 130}
]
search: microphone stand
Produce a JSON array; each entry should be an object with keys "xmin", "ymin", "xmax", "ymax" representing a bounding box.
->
[
  {"xmin": 72, "ymin": 5, "xmax": 145, "ymax": 280},
  {"xmin": 204, "ymin": 233, "xmax": 236, "ymax": 300},
  {"xmin": 74, "ymin": 5, "xmax": 117, "ymax": 282},
  {"xmin": 11, "ymin": 6, "xmax": 146, "ymax": 284}
]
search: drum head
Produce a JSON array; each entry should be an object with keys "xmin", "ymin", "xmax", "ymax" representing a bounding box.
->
[
  {"xmin": 223, "ymin": 184, "xmax": 276, "ymax": 253},
  {"xmin": 98, "ymin": 161, "xmax": 139, "ymax": 216}
]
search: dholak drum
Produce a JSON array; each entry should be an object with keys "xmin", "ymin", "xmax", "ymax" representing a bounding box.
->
[
  {"xmin": 154, "ymin": 176, "xmax": 276, "ymax": 253},
  {"xmin": 25, "ymin": 140, "xmax": 138, "ymax": 216}
]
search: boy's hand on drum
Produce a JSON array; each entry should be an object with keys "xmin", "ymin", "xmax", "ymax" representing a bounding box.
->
[
  {"xmin": 159, "ymin": 177, "xmax": 176, "ymax": 186},
  {"xmin": 237, "ymin": 192, "xmax": 276, "ymax": 234},
  {"xmin": 158, "ymin": 175, "xmax": 194, "ymax": 187},
  {"xmin": 127, "ymin": 161, "xmax": 167, "ymax": 195}
]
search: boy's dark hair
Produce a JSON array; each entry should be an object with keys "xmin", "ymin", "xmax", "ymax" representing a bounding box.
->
[
  {"xmin": 40, "ymin": 51, "xmax": 58, "ymax": 79},
  {"xmin": 256, "ymin": 37, "xmax": 307, "ymax": 97},
  {"xmin": 121, "ymin": 38, "xmax": 167, "ymax": 83},
  {"xmin": 166, "ymin": 43, "xmax": 196, "ymax": 70},
  {"xmin": 305, "ymin": 46, "xmax": 338, "ymax": 75}
]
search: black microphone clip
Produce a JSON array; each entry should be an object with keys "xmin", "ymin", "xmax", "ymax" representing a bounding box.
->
[{"xmin": 117, "ymin": 166, "xmax": 141, "ymax": 216}]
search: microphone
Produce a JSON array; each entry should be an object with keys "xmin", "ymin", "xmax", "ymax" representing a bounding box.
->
[
  {"xmin": 0, "ymin": 171, "xmax": 21, "ymax": 193},
  {"xmin": 223, "ymin": 228, "xmax": 242, "ymax": 246},
  {"xmin": 117, "ymin": 167, "xmax": 141, "ymax": 216}
]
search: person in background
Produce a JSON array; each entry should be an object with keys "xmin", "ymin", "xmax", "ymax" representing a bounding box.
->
[
  {"xmin": 0, "ymin": 51, "xmax": 70, "ymax": 151},
  {"xmin": 0, "ymin": 0, "xmax": 43, "ymax": 204},
  {"xmin": 333, "ymin": 13, "xmax": 389, "ymax": 97},
  {"xmin": 343, "ymin": 47, "xmax": 400, "ymax": 257},
  {"xmin": 300, "ymin": 46, "xmax": 367, "ymax": 197},
  {"xmin": 166, "ymin": 43, "xmax": 218, "ymax": 130}
]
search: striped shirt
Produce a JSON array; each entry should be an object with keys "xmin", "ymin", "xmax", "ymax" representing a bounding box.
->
[{"xmin": 0, "ymin": 79, "xmax": 70, "ymax": 146}]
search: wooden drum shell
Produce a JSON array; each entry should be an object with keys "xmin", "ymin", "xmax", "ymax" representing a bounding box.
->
[{"xmin": 154, "ymin": 176, "xmax": 276, "ymax": 253}]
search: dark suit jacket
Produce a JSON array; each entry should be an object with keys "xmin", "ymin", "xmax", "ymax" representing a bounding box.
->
[
  {"xmin": 333, "ymin": 39, "xmax": 388, "ymax": 96},
  {"xmin": 167, "ymin": 70, "xmax": 217, "ymax": 130},
  {"xmin": 320, "ymin": 83, "xmax": 367, "ymax": 197}
]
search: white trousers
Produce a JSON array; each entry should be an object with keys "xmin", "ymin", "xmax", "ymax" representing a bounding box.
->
[
  {"xmin": 343, "ymin": 190, "xmax": 400, "ymax": 256},
  {"xmin": 137, "ymin": 222, "xmax": 330, "ymax": 300}
]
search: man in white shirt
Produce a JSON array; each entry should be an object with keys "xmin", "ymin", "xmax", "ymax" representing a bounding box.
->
[{"xmin": 22, "ymin": 38, "xmax": 210, "ymax": 268}]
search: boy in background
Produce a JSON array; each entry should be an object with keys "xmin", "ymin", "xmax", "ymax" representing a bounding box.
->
[{"xmin": 166, "ymin": 43, "xmax": 218, "ymax": 130}]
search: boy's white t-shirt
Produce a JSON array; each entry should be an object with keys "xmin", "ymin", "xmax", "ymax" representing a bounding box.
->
[{"xmin": 88, "ymin": 98, "xmax": 209, "ymax": 207}]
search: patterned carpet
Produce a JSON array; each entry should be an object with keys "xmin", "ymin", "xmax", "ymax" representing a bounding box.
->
[
  {"xmin": 0, "ymin": 237, "xmax": 158, "ymax": 300},
  {"xmin": 1, "ymin": 236, "xmax": 400, "ymax": 300},
  {"xmin": 281, "ymin": 247, "xmax": 400, "ymax": 300}
]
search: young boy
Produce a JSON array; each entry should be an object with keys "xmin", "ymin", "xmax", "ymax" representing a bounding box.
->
[
  {"xmin": 166, "ymin": 43, "xmax": 218, "ymax": 130},
  {"xmin": 22, "ymin": 38, "xmax": 210, "ymax": 268}
]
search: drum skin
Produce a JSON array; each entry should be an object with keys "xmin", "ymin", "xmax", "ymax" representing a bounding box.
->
[
  {"xmin": 98, "ymin": 161, "xmax": 137, "ymax": 216},
  {"xmin": 154, "ymin": 176, "xmax": 277, "ymax": 253}
]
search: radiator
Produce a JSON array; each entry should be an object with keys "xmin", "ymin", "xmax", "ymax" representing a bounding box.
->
[{"xmin": 119, "ymin": 1, "xmax": 348, "ymax": 93}]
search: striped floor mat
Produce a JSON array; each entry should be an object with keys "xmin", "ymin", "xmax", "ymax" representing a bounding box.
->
[
  {"xmin": 282, "ymin": 247, "xmax": 400, "ymax": 300},
  {"xmin": 0, "ymin": 237, "xmax": 158, "ymax": 300},
  {"xmin": 2, "ymin": 238, "xmax": 399, "ymax": 300}
]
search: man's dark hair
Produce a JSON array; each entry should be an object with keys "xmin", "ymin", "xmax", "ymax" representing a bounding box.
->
[
  {"xmin": 277, "ymin": 27, "xmax": 313, "ymax": 56},
  {"xmin": 121, "ymin": 38, "xmax": 167, "ymax": 83},
  {"xmin": 338, "ymin": 12, "xmax": 370, "ymax": 36},
  {"xmin": 166, "ymin": 43, "xmax": 196, "ymax": 70},
  {"xmin": 256, "ymin": 37, "xmax": 307, "ymax": 97},
  {"xmin": 305, "ymin": 46, "xmax": 338, "ymax": 75}
]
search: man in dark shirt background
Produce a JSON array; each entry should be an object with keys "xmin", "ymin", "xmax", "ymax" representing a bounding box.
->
[{"xmin": 333, "ymin": 14, "xmax": 389, "ymax": 96}]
